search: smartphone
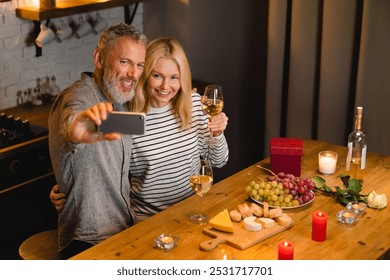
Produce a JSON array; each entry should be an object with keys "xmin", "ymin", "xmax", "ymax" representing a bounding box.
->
[{"xmin": 98, "ymin": 112, "xmax": 146, "ymax": 135}]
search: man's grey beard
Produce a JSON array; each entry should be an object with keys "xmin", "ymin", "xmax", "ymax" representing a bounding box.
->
[{"xmin": 103, "ymin": 73, "xmax": 135, "ymax": 104}]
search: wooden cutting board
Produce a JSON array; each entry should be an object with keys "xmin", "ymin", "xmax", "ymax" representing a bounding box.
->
[{"xmin": 200, "ymin": 221, "xmax": 294, "ymax": 251}]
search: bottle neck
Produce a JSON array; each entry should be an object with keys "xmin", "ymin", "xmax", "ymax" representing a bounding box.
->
[{"xmin": 354, "ymin": 115, "xmax": 362, "ymax": 130}]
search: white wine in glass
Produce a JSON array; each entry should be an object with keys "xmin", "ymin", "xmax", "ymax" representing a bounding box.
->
[
  {"xmin": 201, "ymin": 85, "xmax": 224, "ymax": 144},
  {"xmin": 189, "ymin": 159, "xmax": 213, "ymax": 224}
]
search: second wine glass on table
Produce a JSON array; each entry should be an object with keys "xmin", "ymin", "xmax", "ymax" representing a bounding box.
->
[
  {"xmin": 189, "ymin": 159, "xmax": 213, "ymax": 224},
  {"xmin": 201, "ymin": 85, "xmax": 224, "ymax": 145}
]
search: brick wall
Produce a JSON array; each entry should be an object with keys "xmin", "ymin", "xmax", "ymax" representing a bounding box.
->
[{"xmin": 0, "ymin": 2, "xmax": 143, "ymax": 110}]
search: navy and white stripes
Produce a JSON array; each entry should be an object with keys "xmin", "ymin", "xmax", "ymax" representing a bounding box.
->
[{"xmin": 129, "ymin": 93, "xmax": 229, "ymax": 221}]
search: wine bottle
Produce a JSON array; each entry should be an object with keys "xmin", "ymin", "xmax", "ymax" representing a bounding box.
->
[
  {"xmin": 346, "ymin": 106, "xmax": 367, "ymax": 180},
  {"xmin": 50, "ymin": 75, "xmax": 61, "ymax": 97}
]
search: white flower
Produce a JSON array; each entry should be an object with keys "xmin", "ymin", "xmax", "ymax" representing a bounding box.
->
[{"xmin": 367, "ymin": 191, "xmax": 387, "ymax": 209}]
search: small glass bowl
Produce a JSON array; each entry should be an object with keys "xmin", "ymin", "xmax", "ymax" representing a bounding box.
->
[
  {"xmin": 336, "ymin": 210, "xmax": 357, "ymax": 225},
  {"xmin": 346, "ymin": 201, "xmax": 367, "ymax": 215},
  {"xmin": 154, "ymin": 234, "xmax": 178, "ymax": 251}
]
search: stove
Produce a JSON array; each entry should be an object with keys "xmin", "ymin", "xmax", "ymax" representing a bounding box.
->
[
  {"xmin": 0, "ymin": 112, "xmax": 48, "ymax": 150},
  {"xmin": 0, "ymin": 111, "xmax": 53, "ymax": 189}
]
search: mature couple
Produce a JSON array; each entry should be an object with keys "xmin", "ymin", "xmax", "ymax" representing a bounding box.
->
[{"xmin": 49, "ymin": 23, "xmax": 229, "ymax": 259}]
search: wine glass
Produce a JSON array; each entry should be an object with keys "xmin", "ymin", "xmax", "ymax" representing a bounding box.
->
[
  {"xmin": 189, "ymin": 159, "xmax": 213, "ymax": 224},
  {"xmin": 201, "ymin": 85, "xmax": 224, "ymax": 145}
]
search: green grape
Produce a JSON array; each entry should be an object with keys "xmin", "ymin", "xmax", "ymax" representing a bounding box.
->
[
  {"xmin": 245, "ymin": 185, "xmax": 252, "ymax": 193},
  {"xmin": 280, "ymin": 202, "xmax": 287, "ymax": 207},
  {"xmin": 269, "ymin": 190, "xmax": 274, "ymax": 196},
  {"xmin": 264, "ymin": 189, "xmax": 270, "ymax": 195},
  {"xmin": 253, "ymin": 183, "xmax": 260, "ymax": 190},
  {"xmin": 258, "ymin": 188, "xmax": 264, "ymax": 196},
  {"xmin": 268, "ymin": 200, "xmax": 275, "ymax": 206},
  {"xmin": 284, "ymin": 196, "xmax": 291, "ymax": 203},
  {"xmin": 253, "ymin": 194, "xmax": 260, "ymax": 201},
  {"xmin": 277, "ymin": 196, "xmax": 284, "ymax": 203},
  {"xmin": 273, "ymin": 201, "xmax": 280, "ymax": 207},
  {"xmin": 274, "ymin": 188, "xmax": 280, "ymax": 195},
  {"xmin": 251, "ymin": 189, "xmax": 258, "ymax": 197},
  {"xmin": 292, "ymin": 200, "xmax": 300, "ymax": 207},
  {"xmin": 250, "ymin": 180, "xmax": 256, "ymax": 186},
  {"xmin": 271, "ymin": 194, "xmax": 278, "ymax": 201},
  {"xmin": 286, "ymin": 201, "xmax": 292, "ymax": 207}
]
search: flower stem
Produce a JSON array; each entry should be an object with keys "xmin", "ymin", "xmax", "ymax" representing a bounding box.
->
[{"xmin": 256, "ymin": 165, "xmax": 277, "ymax": 176}]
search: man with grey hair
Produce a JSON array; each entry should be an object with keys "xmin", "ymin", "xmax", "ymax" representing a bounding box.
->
[{"xmin": 49, "ymin": 23, "xmax": 147, "ymax": 259}]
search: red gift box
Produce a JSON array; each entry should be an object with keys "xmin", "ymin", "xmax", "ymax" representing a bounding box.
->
[{"xmin": 270, "ymin": 138, "xmax": 303, "ymax": 177}]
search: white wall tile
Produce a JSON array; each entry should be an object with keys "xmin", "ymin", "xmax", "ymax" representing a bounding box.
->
[{"xmin": 0, "ymin": 6, "xmax": 137, "ymax": 109}]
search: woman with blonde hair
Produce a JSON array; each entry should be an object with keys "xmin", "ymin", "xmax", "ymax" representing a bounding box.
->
[
  {"xmin": 132, "ymin": 37, "xmax": 193, "ymax": 129},
  {"xmin": 129, "ymin": 37, "xmax": 229, "ymax": 221}
]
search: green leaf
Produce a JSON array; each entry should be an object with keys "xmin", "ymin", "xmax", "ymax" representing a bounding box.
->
[
  {"xmin": 347, "ymin": 186, "xmax": 361, "ymax": 196},
  {"xmin": 323, "ymin": 184, "xmax": 333, "ymax": 192},
  {"xmin": 338, "ymin": 174, "xmax": 350, "ymax": 187},
  {"xmin": 348, "ymin": 178, "xmax": 363, "ymax": 189},
  {"xmin": 312, "ymin": 176, "xmax": 326, "ymax": 188},
  {"xmin": 338, "ymin": 196, "xmax": 351, "ymax": 205},
  {"xmin": 335, "ymin": 186, "xmax": 346, "ymax": 195}
]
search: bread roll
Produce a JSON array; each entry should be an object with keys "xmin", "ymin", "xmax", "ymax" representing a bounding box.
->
[
  {"xmin": 275, "ymin": 213, "xmax": 293, "ymax": 227},
  {"xmin": 229, "ymin": 209, "xmax": 242, "ymax": 222},
  {"xmin": 249, "ymin": 203, "xmax": 264, "ymax": 217},
  {"xmin": 268, "ymin": 207, "xmax": 283, "ymax": 218},
  {"xmin": 237, "ymin": 203, "xmax": 252, "ymax": 218},
  {"xmin": 263, "ymin": 202, "xmax": 269, "ymax": 218}
]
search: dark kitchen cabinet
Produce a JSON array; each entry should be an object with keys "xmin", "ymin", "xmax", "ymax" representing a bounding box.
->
[{"xmin": 0, "ymin": 174, "xmax": 58, "ymax": 260}]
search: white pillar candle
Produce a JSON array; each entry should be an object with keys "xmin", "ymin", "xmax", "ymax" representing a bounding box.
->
[{"xmin": 318, "ymin": 151, "xmax": 338, "ymax": 174}]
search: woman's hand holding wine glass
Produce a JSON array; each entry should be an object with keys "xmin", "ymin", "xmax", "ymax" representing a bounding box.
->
[
  {"xmin": 189, "ymin": 159, "xmax": 213, "ymax": 224},
  {"xmin": 201, "ymin": 85, "xmax": 227, "ymax": 144}
]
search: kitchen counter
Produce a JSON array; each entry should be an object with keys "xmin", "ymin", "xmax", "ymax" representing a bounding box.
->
[{"xmin": 1, "ymin": 103, "xmax": 52, "ymax": 129}]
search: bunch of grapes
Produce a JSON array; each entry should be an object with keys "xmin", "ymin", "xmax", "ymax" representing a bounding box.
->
[{"xmin": 245, "ymin": 172, "xmax": 315, "ymax": 207}]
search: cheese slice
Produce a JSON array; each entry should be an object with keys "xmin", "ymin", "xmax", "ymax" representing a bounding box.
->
[
  {"xmin": 209, "ymin": 209, "xmax": 234, "ymax": 233},
  {"xmin": 257, "ymin": 217, "xmax": 276, "ymax": 228},
  {"xmin": 243, "ymin": 216, "xmax": 262, "ymax": 231}
]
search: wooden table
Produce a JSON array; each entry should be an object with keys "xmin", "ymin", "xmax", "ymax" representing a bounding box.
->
[{"xmin": 72, "ymin": 139, "xmax": 390, "ymax": 260}]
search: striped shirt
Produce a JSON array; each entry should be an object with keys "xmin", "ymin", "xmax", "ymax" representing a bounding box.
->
[{"xmin": 130, "ymin": 93, "xmax": 229, "ymax": 221}]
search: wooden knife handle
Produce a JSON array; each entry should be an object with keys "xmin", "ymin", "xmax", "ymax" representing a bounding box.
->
[{"xmin": 199, "ymin": 237, "xmax": 226, "ymax": 251}]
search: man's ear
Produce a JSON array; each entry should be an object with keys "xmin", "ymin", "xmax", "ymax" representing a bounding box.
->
[{"xmin": 93, "ymin": 48, "xmax": 103, "ymax": 68}]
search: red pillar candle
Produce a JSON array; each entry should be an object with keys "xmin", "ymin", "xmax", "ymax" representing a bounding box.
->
[
  {"xmin": 278, "ymin": 240, "xmax": 294, "ymax": 260},
  {"xmin": 312, "ymin": 210, "xmax": 327, "ymax": 242}
]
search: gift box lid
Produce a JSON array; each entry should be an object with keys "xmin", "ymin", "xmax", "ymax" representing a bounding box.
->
[{"xmin": 270, "ymin": 138, "xmax": 303, "ymax": 156}]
